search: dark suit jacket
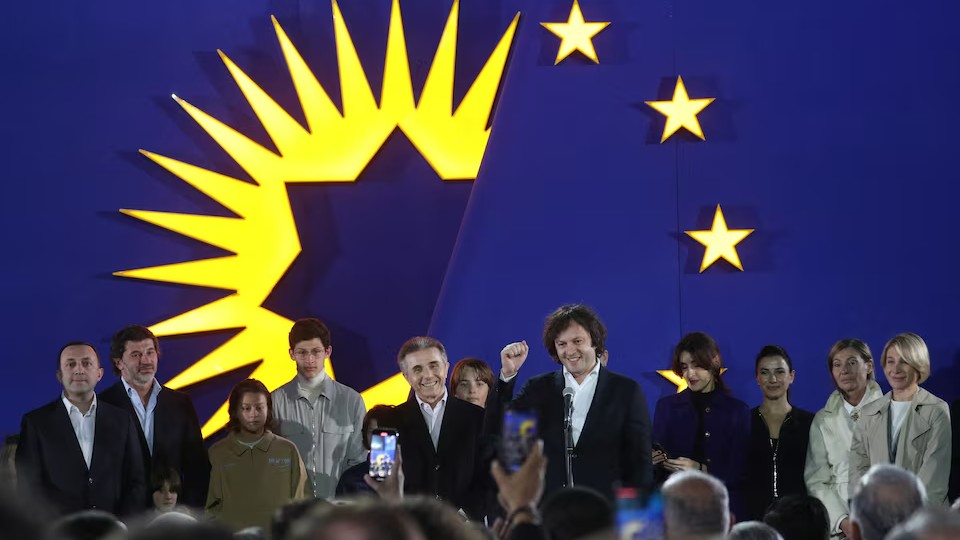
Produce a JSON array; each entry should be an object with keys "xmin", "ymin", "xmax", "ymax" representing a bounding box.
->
[
  {"xmin": 949, "ymin": 398, "xmax": 959, "ymax": 502},
  {"xmin": 486, "ymin": 366, "xmax": 653, "ymax": 501},
  {"xmin": 394, "ymin": 393, "xmax": 488, "ymax": 519},
  {"xmin": 652, "ymin": 389, "xmax": 750, "ymax": 517},
  {"xmin": 99, "ymin": 381, "xmax": 210, "ymax": 508},
  {"xmin": 16, "ymin": 397, "xmax": 146, "ymax": 516}
]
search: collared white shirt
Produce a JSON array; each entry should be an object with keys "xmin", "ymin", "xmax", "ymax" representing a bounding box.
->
[
  {"xmin": 122, "ymin": 377, "xmax": 161, "ymax": 455},
  {"xmin": 62, "ymin": 394, "xmax": 97, "ymax": 469},
  {"xmin": 562, "ymin": 360, "xmax": 601, "ymax": 446},
  {"xmin": 416, "ymin": 389, "xmax": 448, "ymax": 450}
]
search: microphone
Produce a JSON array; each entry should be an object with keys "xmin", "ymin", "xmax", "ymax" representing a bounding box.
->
[{"xmin": 562, "ymin": 387, "xmax": 575, "ymax": 426}]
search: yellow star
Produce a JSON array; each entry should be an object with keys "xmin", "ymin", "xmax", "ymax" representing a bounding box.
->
[
  {"xmin": 657, "ymin": 368, "xmax": 730, "ymax": 393},
  {"xmin": 540, "ymin": 0, "xmax": 610, "ymax": 64},
  {"xmin": 685, "ymin": 205, "xmax": 754, "ymax": 272},
  {"xmin": 646, "ymin": 76, "xmax": 715, "ymax": 142}
]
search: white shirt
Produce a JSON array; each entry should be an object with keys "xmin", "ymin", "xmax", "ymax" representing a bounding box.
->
[
  {"xmin": 889, "ymin": 400, "xmax": 911, "ymax": 455},
  {"xmin": 62, "ymin": 394, "xmax": 97, "ymax": 469},
  {"xmin": 415, "ymin": 389, "xmax": 448, "ymax": 450},
  {"xmin": 562, "ymin": 360, "xmax": 601, "ymax": 445},
  {"xmin": 122, "ymin": 377, "xmax": 161, "ymax": 455}
]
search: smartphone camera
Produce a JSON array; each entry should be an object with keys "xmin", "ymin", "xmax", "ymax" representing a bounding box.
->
[
  {"xmin": 369, "ymin": 428, "xmax": 398, "ymax": 481},
  {"xmin": 616, "ymin": 487, "xmax": 663, "ymax": 540},
  {"xmin": 500, "ymin": 409, "xmax": 538, "ymax": 473}
]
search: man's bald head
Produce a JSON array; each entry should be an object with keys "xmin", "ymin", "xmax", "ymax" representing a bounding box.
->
[
  {"xmin": 885, "ymin": 508, "xmax": 960, "ymax": 540},
  {"xmin": 850, "ymin": 464, "xmax": 926, "ymax": 540},
  {"xmin": 662, "ymin": 470, "xmax": 730, "ymax": 539}
]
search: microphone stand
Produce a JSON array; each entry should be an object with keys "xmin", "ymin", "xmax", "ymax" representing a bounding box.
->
[{"xmin": 563, "ymin": 397, "xmax": 575, "ymax": 488}]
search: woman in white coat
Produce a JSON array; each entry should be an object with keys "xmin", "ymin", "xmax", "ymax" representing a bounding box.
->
[
  {"xmin": 849, "ymin": 333, "xmax": 952, "ymax": 506},
  {"xmin": 805, "ymin": 339, "xmax": 884, "ymax": 539}
]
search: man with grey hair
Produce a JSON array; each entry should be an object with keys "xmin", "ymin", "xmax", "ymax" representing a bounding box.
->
[
  {"xmin": 392, "ymin": 336, "xmax": 487, "ymax": 519},
  {"xmin": 885, "ymin": 508, "xmax": 960, "ymax": 540},
  {"xmin": 848, "ymin": 464, "xmax": 926, "ymax": 540},
  {"xmin": 662, "ymin": 470, "xmax": 730, "ymax": 540},
  {"xmin": 728, "ymin": 522, "xmax": 783, "ymax": 540}
]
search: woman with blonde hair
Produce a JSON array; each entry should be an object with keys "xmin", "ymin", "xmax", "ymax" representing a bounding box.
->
[
  {"xmin": 849, "ymin": 332, "xmax": 952, "ymax": 505},
  {"xmin": 805, "ymin": 338, "xmax": 884, "ymax": 539}
]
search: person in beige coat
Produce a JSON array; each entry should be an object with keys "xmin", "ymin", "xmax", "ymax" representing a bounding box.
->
[
  {"xmin": 805, "ymin": 338, "xmax": 884, "ymax": 538},
  {"xmin": 850, "ymin": 333, "xmax": 951, "ymax": 507}
]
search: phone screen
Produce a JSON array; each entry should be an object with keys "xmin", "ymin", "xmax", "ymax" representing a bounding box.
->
[
  {"xmin": 615, "ymin": 487, "xmax": 663, "ymax": 540},
  {"xmin": 500, "ymin": 409, "xmax": 537, "ymax": 473},
  {"xmin": 368, "ymin": 429, "xmax": 398, "ymax": 481}
]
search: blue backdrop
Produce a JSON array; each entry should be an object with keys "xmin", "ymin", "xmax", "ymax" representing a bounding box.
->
[{"xmin": 2, "ymin": 0, "xmax": 958, "ymax": 438}]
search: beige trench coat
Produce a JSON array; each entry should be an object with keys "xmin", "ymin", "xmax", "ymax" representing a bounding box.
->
[
  {"xmin": 849, "ymin": 386, "xmax": 951, "ymax": 506},
  {"xmin": 804, "ymin": 381, "xmax": 884, "ymax": 532}
]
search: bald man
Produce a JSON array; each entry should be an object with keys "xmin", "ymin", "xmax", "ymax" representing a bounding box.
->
[{"xmin": 662, "ymin": 470, "xmax": 730, "ymax": 540}]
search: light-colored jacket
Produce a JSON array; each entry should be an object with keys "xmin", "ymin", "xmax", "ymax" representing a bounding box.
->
[
  {"xmin": 272, "ymin": 375, "xmax": 367, "ymax": 499},
  {"xmin": 805, "ymin": 381, "xmax": 883, "ymax": 532},
  {"xmin": 849, "ymin": 387, "xmax": 952, "ymax": 505}
]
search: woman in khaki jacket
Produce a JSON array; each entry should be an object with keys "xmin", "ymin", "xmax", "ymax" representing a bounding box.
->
[
  {"xmin": 850, "ymin": 333, "xmax": 952, "ymax": 506},
  {"xmin": 805, "ymin": 339, "xmax": 884, "ymax": 539}
]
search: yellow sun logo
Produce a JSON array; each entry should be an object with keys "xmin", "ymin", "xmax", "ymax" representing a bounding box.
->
[{"xmin": 115, "ymin": 0, "xmax": 520, "ymax": 437}]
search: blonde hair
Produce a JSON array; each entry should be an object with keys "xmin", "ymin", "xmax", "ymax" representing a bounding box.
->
[{"xmin": 881, "ymin": 333, "xmax": 931, "ymax": 384}]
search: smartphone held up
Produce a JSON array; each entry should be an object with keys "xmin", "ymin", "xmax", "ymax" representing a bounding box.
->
[{"xmin": 369, "ymin": 428, "xmax": 398, "ymax": 481}]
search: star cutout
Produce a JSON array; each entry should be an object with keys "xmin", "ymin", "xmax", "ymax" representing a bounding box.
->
[
  {"xmin": 646, "ymin": 76, "xmax": 715, "ymax": 142},
  {"xmin": 657, "ymin": 368, "xmax": 730, "ymax": 393},
  {"xmin": 685, "ymin": 205, "xmax": 754, "ymax": 272},
  {"xmin": 541, "ymin": 0, "xmax": 610, "ymax": 64}
]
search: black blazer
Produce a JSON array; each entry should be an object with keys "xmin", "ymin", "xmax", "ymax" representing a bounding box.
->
[
  {"xmin": 394, "ymin": 394, "xmax": 489, "ymax": 519},
  {"xmin": 16, "ymin": 397, "xmax": 146, "ymax": 516},
  {"xmin": 486, "ymin": 366, "xmax": 653, "ymax": 501},
  {"xmin": 99, "ymin": 381, "xmax": 210, "ymax": 508}
]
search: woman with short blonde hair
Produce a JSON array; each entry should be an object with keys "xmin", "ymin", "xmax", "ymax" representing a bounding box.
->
[{"xmin": 849, "ymin": 332, "xmax": 951, "ymax": 506}]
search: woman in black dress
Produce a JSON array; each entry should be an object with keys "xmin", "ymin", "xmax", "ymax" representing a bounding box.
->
[{"xmin": 744, "ymin": 345, "xmax": 814, "ymax": 521}]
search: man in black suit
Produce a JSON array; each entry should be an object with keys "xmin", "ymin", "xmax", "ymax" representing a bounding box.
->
[
  {"xmin": 393, "ymin": 336, "xmax": 488, "ymax": 518},
  {"xmin": 98, "ymin": 325, "xmax": 209, "ymax": 508},
  {"xmin": 16, "ymin": 342, "xmax": 145, "ymax": 516},
  {"xmin": 488, "ymin": 304, "xmax": 652, "ymax": 501}
]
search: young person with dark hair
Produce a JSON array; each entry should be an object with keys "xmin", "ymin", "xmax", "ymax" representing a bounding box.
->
[
  {"xmin": 207, "ymin": 379, "xmax": 307, "ymax": 532},
  {"xmin": 272, "ymin": 318, "xmax": 367, "ymax": 500},
  {"xmin": 743, "ymin": 345, "xmax": 814, "ymax": 520},
  {"xmin": 652, "ymin": 332, "xmax": 750, "ymax": 517}
]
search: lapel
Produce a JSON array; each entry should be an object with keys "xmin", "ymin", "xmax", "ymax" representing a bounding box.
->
[
  {"xmin": 404, "ymin": 395, "xmax": 438, "ymax": 458},
  {"xmin": 575, "ymin": 366, "xmax": 609, "ymax": 450},
  {"xmin": 51, "ymin": 399, "xmax": 90, "ymax": 473},
  {"xmin": 907, "ymin": 388, "xmax": 933, "ymax": 444},
  {"xmin": 90, "ymin": 404, "xmax": 115, "ymax": 478},
  {"xmin": 436, "ymin": 398, "xmax": 458, "ymax": 455},
  {"xmin": 111, "ymin": 381, "xmax": 150, "ymax": 455}
]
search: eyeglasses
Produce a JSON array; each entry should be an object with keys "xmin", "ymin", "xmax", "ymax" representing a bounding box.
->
[{"xmin": 293, "ymin": 348, "xmax": 327, "ymax": 360}]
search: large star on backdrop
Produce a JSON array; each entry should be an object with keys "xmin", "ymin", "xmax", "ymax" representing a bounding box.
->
[
  {"xmin": 685, "ymin": 205, "xmax": 754, "ymax": 272},
  {"xmin": 541, "ymin": 0, "xmax": 610, "ymax": 64},
  {"xmin": 657, "ymin": 368, "xmax": 730, "ymax": 392},
  {"xmin": 646, "ymin": 76, "xmax": 715, "ymax": 142}
]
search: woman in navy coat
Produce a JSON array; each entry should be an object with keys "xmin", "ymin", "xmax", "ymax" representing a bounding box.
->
[{"xmin": 652, "ymin": 332, "xmax": 750, "ymax": 518}]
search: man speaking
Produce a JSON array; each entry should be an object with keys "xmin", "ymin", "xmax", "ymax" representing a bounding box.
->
[{"xmin": 488, "ymin": 304, "xmax": 652, "ymax": 500}]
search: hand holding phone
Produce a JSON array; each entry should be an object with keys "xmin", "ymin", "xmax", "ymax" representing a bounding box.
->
[
  {"xmin": 500, "ymin": 409, "xmax": 538, "ymax": 473},
  {"xmin": 369, "ymin": 428, "xmax": 398, "ymax": 481}
]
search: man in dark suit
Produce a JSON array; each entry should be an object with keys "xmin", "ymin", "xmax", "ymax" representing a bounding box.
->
[
  {"xmin": 488, "ymin": 304, "xmax": 652, "ymax": 501},
  {"xmin": 98, "ymin": 325, "xmax": 209, "ymax": 508},
  {"xmin": 393, "ymin": 336, "xmax": 488, "ymax": 518},
  {"xmin": 16, "ymin": 342, "xmax": 145, "ymax": 516}
]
